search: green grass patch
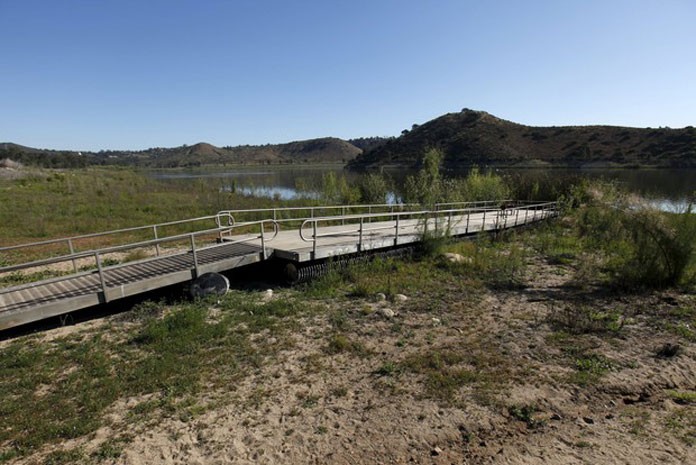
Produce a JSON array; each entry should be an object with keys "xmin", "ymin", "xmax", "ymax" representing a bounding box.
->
[
  {"xmin": 508, "ymin": 404, "xmax": 545, "ymax": 429},
  {"xmin": 667, "ymin": 390, "xmax": 696, "ymax": 405},
  {"xmin": 570, "ymin": 353, "xmax": 616, "ymax": 386},
  {"xmin": 399, "ymin": 347, "xmax": 506, "ymax": 404}
]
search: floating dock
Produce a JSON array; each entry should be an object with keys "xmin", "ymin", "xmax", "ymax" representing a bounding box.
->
[{"xmin": 0, "ymin": 201, "xmax": 558, "ymax": 330}]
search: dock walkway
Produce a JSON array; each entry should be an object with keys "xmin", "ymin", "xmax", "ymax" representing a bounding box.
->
[{"xmin": 0, "ymin": 201, "xmax": 558, "ymax": 330}]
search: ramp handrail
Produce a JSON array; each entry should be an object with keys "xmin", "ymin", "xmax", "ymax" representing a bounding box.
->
[
  {"xmin": 298, "ymin": 201, "xmax": 559, "ymax": 259},
  {"xmin": 0, "ymin": 213, "xmax": 236, "ymax": 263},
  {"xmin": 0, "ymin": 219, "xmax": 278, "ymax": 296},
  {"xmin": 216, "ymin": 200, "xmax": 517, "ymax": 223}
]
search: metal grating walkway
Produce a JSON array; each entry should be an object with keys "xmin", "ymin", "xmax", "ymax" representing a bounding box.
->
[
  {"xmin": 1, "ymin": 201, "xmax": 559, "ymax": 330},
  {"xmin": 0, "ymin": 242, "xmax": 264, "ymax": 329}
]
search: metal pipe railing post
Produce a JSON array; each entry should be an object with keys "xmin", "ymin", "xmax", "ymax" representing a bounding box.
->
[
  {"xmin": 482, "ymin": 210, "xmax": 487, "ymax": 232},
  {"xmin": 515, "ymin": 208, "xmax": 520, "ymax": 226},
  {"xmin": 260, "ymin": 222, "xmax": 267, "ymax": 260},
  {"xmin": 394, "ymin": 215, "xmax": 400, "ymax": 246},
  {"xmin": 465, "ymin": 211, "xmax": 470, "ymax": 234},
  {"xmin": 358, "ymin": 217, "xmax": 364, "ymax": 251},
  {"xmin": 153, "ymin": 225, "xmax": 161, "ymax": 256},
  {"xmin": 312, "ymin": 221, "xmax": 318, "ymax": 259},
  {"xmin": 190, "ymin": 234, "xmax": 199, "ymax": 278},
  {"xmin": 341, "ymin": 206, "xmax": 346, "ymax": 225},
  {"xmin": 68, "ymin": 239, "xmax": 77, "ymax": 273},
  {"xmin": 95, "ymin": 252, "xmax": 108, "ymax": 303},
  {"xmin": 525, "ymin": 208, "xmax": 529, "ymax": 225}
]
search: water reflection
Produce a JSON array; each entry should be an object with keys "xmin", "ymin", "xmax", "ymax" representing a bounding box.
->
[{"xmin": 147, "ymin": 166, "xmax": 694, "ymax": 210}]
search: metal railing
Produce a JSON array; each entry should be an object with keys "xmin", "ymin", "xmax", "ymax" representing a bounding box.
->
[
  {"xmin": 1, "ymin": 200, "xmax": 559, "ymax": 296},
  {"xmin": 297, "ymin": 201, "xmax": 559, "ymax": 259},
  {"xmin": 0, "ymin": 213, "xmax": 236, "ymax": 271},
  {"xmin": 214, "ymin": 200, "xmax": 530, "ymax": 232},
  {"xmin": 0, "ymin": 219, "xmax": 278, "ymax": 301}
]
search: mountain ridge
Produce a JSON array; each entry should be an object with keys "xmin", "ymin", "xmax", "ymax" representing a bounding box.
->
[
  {"xmin": 347, "ymin": 109, "xmax": 696, "ymax": 170},
  {"xmin": 0, "ymin": 137, "xmax": 390, "ymax": 168}
]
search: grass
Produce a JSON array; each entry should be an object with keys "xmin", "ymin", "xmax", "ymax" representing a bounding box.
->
[
  {"xmin": 0, "ymin": 291, "xmax": 312, "ymax": 461},
  {"xmin": 0, "ymin": 166, "xmax": 318, "ymax": 264},
  {"xmin": 508, "ymin": 404, "xmax": 545, "ymax": 429},
  {"xmin": 441, "ymin": 233, "xmax": 528, "ymax": 289},
  {"xmin": 548, "ymin": 304, "xmax": 626, "ymax": 335},
  {"xmin": 665, "ymin": 409, "xmax": 696, "ymax": 446},
  {"xmin": 397, "ymin": 346, "xmax": 508, "ymax": 405},
  {"xmin": 1, "ymin": 174, "xmax": 695, "ymax": 460},
  {"xmin": 569, "ymin": 353, "xmax": 616, "ymax": 386},
  {"xmin": 667, "ymin": 390, "xmax": 696, "ymax": 405}
]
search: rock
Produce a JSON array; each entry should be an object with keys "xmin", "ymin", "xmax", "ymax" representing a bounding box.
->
[
  {"xmin": 394, "ymin": 294, "xmax": 408, "ymax": 302},
  {"xmin": 442, "ymin": 252, "xmax": 471, "ymax": 264},
  {"xmin": 431, "ymin": 446, "xmax": 442, "ymax": 456},
  {"xmin": 380, "ymin": 308, "xmax": 395, "ymax": 318},
  {"xmin": 376, "ymin": 293, "xmax": 387, "ymax": 301},
  {"xmin": 431, "ymin": 317, "xmax": 441, "ymax": 325},
  {"xmin": 189, "ymin": 272, "xmax": 229, "ymax": 299},
  {"xmin": 582, "ymin": 417, "xmax": 594, "ymax": 425},
  {"xmin": 262, "ymin": 289, "xmax": 274, "ymax": 301},
  {"xmin": 550, "ymin": 413, "xmax": 562, "ymax": 421}
]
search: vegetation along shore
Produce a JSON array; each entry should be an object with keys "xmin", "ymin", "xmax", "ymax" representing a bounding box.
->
[{"xmin": 0, "ymin": 153, "xmax": 694, "ymax": 464}]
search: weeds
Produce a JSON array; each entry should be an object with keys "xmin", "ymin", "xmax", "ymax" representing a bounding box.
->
[
  {"xmin": 667, "ymin": 390, "xmax": 696, "ymax": 405},
  {"xmin": 325, "ymin": 334, "xmax": 367, "ymax": 355},
  {"xmin": 0, "ymin": 291, "xmax": 307, "ymax": 461},
  {"xmin": 548, "ymin": 304, "xmax": 626, "ymax": 334},
  {"xmin": 570, "ymin": 353, "xmax": 616, "ymax": 386},
  {"xmin": 440, "ymin": 234, "xmax": 528, "ymax": 289},
  {"xmin": 508, "ymin": 404, "xmax": 545, "ymax": 429}
]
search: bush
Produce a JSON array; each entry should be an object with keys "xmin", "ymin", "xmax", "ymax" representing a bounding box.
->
[
  {"xmin": 574, "ymin": 183, "xmax": 696, "ymax": 289},
  {"xmin": 446, "ymin": 167, "xmax": 510, "ymax": 202},
  {"xmin": 403, "ymin": 148, "xmax": 443, "ymax": 206},
  {"xmin": 356, "ymin": 172, "xmax": 391, "ymax": 204},
  {"xmin": 402, "ymin": 149, "xmax": 510, "ymax": 206}
]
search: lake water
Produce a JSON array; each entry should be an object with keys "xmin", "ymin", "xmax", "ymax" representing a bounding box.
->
[{"xmin": 149, "ymin": 166, "xmax": 694, "ymax": 208}]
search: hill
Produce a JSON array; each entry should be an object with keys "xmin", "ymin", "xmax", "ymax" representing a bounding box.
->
[
  {"xmin": 0, "ymin": 137, "xmax": 367, "ymax": 168},
  {"xmin": 149, "ymin": 137, "xmax": 363, "ymax": 167},
  {"xmin": 347, "ymin": 109, "xmax": 696, "ymax": 170}
]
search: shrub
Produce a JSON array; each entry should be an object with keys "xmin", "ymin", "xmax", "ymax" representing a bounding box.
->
[
  {"xmin": 402, "ymin": 149, "xmax": 510, "ymax": 206},
  {"xmin": 356, "ymin": 172, "xmax": 391, "ymax": 204},
  {"xmin": 403, "ymin": 148, "xmax": 443, "ymax": 207},
  {"xmin": 320, "ymin": 172, "xmax": 360, "ymax": 204},
  {"xmin": 573, "ymin": 183, "xmax": 696, "ymax": 289}
]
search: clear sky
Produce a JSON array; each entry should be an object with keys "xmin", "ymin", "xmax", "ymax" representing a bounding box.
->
[{"xmin": 1, "ymin": 0, "xmax": 694, "ymax": 151}]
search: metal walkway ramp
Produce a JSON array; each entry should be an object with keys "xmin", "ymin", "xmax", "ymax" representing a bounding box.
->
[{"xmin": 1, "ymin": 200, "xmax": 558, "ymax": 330}]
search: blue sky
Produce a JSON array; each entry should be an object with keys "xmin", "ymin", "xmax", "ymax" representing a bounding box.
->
[{"xmin": 1, "ymin": 0, "xmax": 694, "ymax": 151}]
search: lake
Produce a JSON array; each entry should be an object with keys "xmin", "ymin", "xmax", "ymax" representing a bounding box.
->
[{"xmin": 148, "ymin": 165, "xmax": 694, "ymax": 208}]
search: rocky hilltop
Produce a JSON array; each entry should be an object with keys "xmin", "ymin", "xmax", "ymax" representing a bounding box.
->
[{"xmin": 348, "ymin": 109, "xmax": 696, "ymax": 170}]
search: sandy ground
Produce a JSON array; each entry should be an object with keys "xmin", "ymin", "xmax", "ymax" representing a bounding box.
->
[{"xmin": 6, "ymin": 257, "xmax": 696, "ymax": 465}]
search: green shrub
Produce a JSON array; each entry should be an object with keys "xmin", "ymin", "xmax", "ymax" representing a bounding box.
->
[
  {"xmin": 573, "ymin": 183, "xmax": 696, "ymax": 289},
  {"xmin": 356, "ymin": 172, "xmax": 391, "ymax": 204},
  {"xmin": 402, "ymin": 149, "xmax": 510, "ymax": 206},
  {"xmin": 403, "ymin": 148, "xmax": 443, "ymax": 207}
]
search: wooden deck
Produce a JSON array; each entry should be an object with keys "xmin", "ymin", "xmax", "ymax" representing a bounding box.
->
[{"xmin": 0, "ymin": 202, "xmax": 557, "ymax": 330}]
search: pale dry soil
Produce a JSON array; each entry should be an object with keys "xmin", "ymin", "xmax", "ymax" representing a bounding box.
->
[{"xmin": 5, "ymin": 258, "xmax": 696, "ymax": 465}]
